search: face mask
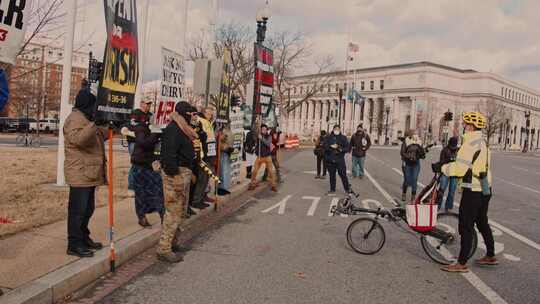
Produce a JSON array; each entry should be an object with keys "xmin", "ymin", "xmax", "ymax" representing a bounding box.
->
[{"xmin": 333, "ymin": 130, "xmax": 340, "ymax": 135}]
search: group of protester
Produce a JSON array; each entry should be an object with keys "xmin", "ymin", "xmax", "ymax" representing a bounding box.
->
[
  {"xmin": 62, "ymin": 82, "xmax": 267, "ymax": 263},
  {"xmin": 313, "ymin": 111, "xmax": 497, "ymax": 273}
]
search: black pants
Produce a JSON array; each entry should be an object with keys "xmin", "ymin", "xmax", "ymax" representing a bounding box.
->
[
  {"xmin": 67, "ymin": 186, "xmax": 96, "ymax": 249},
  {"xmin": 458, "ymin": 189, "xmax": 495, "ymax": 265},
  {"xmin": 316, "ymin": 155, "xmax": 327, "ymax": 176},
  {"xmin": 191, "ymin": 165, "xmax": 209, "ymax": 206},
  {"xmin": 326, "ymin": 160, "xmax": 350, "ymax": 192}
]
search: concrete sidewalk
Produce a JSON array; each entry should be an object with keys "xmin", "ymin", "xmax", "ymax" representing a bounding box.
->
[{"xmin": 0, "ymin": 181, "xmax": 253, "ymax": 303}]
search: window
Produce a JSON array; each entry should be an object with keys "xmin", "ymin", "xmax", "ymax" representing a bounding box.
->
[
  {"xmin": 293, "ymin": 87, "xmax": 296, "ymax": 94},
  {"xmin": 300, "ymin": 86, "xmax": 303, "ymax": 94},
  {"xmin": 335, "ymin": 83, "xmax": 339, "ymax": 92},
  {"xmin": 352, "ymin": 82, "xmax": 355, "ymax": 89},
  {"xmin": 344, "ymin": 83, "xmax": 348, "ymax": 91},
  {"xmin": 327, "ymin": 84, "xmax": 331, "ymax": 92},
  {"xmin": 370, "ymin": 80, "xmax": 374, "ymax": 90},
  {"xmin": 361, "ymin": 81, "xmax": 365, "ymax": 90},
  {"xmin": 501, "ymin": 87, "xmax": 504, "ymax": 96},
  {"xmin": 320, "ymin": 85, "xmax": 324, "ymax": 93},
  {"xmin": 380, "ymin": 80, "xmax": 384, "ymax": 90}
]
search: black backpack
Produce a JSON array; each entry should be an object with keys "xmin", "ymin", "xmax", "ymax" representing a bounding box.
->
[{"xmin": 404, "ymin": 144, "xmax": 421, "ymax": 164}]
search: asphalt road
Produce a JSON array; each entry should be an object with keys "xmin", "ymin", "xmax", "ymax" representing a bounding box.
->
[{"xmin": 91, "ymin": 147, "xmax": 539, "ymax": 304}]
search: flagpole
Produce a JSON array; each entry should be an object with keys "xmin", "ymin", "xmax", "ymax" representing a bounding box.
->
[{"xmin": 56, "ymin": 0, "xmax": 78, "ymax": 186}]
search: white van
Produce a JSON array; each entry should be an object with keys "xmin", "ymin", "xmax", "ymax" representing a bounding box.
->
[{"xmin": 29, "ymin": 119, "xmax": 59, "ymax": 133}]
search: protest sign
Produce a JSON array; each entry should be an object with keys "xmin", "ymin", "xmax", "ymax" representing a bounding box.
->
[
  {"xmin": 216, "ymin": 50, "xmax": 232, "ymax": 125},
  {"xmin": 229, "ymin": 108, "xmax": 244, "ymax": 184},
  {"xmin": 0, "ymin": 0, "xmax": 32, "ymax": 65},
  {"xmin": 154, "ymin": 47, "xmax": 185, "ymax": 128},
  {"xmin": 251, "ymin": 44, "xmax": 274, "ymax": 128}
]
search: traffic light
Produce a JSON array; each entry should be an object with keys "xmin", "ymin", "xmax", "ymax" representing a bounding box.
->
[{"xmin": 88, "ymin": 59, "xmax": 103, "ymax": 83}]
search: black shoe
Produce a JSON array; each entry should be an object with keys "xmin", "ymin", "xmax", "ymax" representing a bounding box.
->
[
  {"xmin": 84, "ymin": 239, "xmax": 103, "ymax": 250},
  {"xmin": 138, "ymin": 217, "xmax": 152, "ymax": 228},
  {"xmin": 172, "ymin": 244, "xmax": 189, "ymax": 253},
  {"xmin": 187, "ymin": 206, "xmax": 197, "ymax": 216},
  {"xmin": 67, "ymin": 247, "xmax": 94, "ymax": 258},
  {"xmin": 192, "ymin": 202, "xmax": 210, "ymax": 210}
]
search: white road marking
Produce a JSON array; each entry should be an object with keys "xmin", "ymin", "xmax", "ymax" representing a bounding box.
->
[
  {"xmin": 494, "ymin": 177, "xmax": 540, "ymax": 195},
  {"xmin": 511, "ymin": 166, "xmax": 540, "ymax": 175},
  {"xmin": 365, "ymin": 169, "xmax": 509, "ymax": 304},
  {"xmin": 489, "ymin": 221, "xmax": 540, "ymax": 252},
  {"xmin": 392, "ymin": 167, "xmax": 426, "ymax": 187},
  {"xmin": 261, "ymin": 195, "xmax": 291, "ymax": 215},
  {"xmin": 303, "ymin": 196, "xmax": 321, "ymax": 216},
  {"xmin": 328, "ymin": 198, "xmax": 348, "ymax": 217},
  {"xmin": 503, "ymin": 254, "xmax": 521, "ymax": 262}
]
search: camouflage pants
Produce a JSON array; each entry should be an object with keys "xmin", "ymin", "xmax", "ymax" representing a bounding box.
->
[{"xmin": 157, "ymin": 167, "xmax": 192, "ymax": 254}]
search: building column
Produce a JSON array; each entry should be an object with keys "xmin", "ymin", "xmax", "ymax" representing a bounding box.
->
[
  {"xmin": 392, "ymin": 97, "xmax": 400, "ymax": 142},
  {"xmin": 410, "ymin": 98, "xmax": 417, "ymax": 130}
]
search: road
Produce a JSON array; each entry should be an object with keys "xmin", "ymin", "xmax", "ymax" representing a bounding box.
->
[{"xmin": 79, "ymin": 147, "xmax": 539, "ymax": 304}]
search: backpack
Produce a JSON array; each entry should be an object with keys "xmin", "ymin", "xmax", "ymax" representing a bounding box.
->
[{"xmin": 404, "ymin": 144, "xmax": 421, "ymax": 164}]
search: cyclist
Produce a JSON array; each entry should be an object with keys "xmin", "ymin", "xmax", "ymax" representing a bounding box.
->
[{"xmin": 440, "ymin": 112, "xmax": 497, "ymax": 273}]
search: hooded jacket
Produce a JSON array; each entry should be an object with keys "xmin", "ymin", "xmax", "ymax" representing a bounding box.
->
[
  {"xmin": 350, "ymin": 131, "xmax": 371, "ymax": 157},
  {"xmin": 323, "ymin": 132, "xmax": 350, "ymax": 163},
  {"xmin": 160, "ymin": 106, "xmax": 198, "ymax": 176},
  {"xmin": 442, "ymin": 131, "xmax": 492, "ymax": 192}
]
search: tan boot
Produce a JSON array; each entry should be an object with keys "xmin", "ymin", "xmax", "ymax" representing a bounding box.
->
[
  {"xmin": 441, "ymin": 263, "xmax": 469, "ymax": 273},
  {"xmin": 475, "ymin": 256, "xmax": 499, "ymax": 266}
]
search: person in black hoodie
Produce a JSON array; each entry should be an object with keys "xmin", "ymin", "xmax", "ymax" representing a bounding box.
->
[
  {"xmin": 350, "ymin": 124, "xmax": 371, "ymax": 179},
  {"xmin": 437, "ymin": 136, "xmax": 459, "ymax": 211},
  {"xmin": 156, "ymin": 101, "xmax": 198, "ymax": 263},
  {"xmin": 248, "ymin": 124, "xmax": 277, "ymax": 192},
  {"xmin": 122, "ymin": 114, "xmax": 164, "ymax": 228},
  {"xmin": 323, "ymin": 125, "xmax": 351, "ymax": 195}
]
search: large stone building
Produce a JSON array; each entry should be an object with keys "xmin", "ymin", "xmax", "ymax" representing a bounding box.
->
[
  {"xmin": 282, "ymin": 61, "xmax": 540, "ymax": 150},
  {"xmin": 3, "ymin": 42, "xmax": 88, "ymax": 118}
]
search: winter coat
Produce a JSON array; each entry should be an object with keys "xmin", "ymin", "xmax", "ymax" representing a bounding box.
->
[
  {"xmin": 350, "ymin": 131, "xmax": 371, "ymax": 157},
  {"xmin": 439, "ymin": 146, "xmax": 458, "ymax": 165},
  {"xmin": 323, "ymin": 133, "xmax": 350, "ymax": 163},
  {"xmin": 160, "ymin": 115, "xmax": 196, "ymax": 176},
  {"xmin": 256, "ymin": 133, "xmax": 273, "ymax": 157},
  {"xmin": 131, "ymin": 124, "xmax": 160, "ymax": 169},
  {"xmin": 400, "ymin": 135, "xmax": 425, "ymax": 166},
  {"xmin": 63, "ymin": 109, "xmax": 107, "ymax": 187}
]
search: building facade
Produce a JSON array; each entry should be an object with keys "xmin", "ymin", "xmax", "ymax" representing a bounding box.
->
[
  {"xmin": 3, "ymin": 42, "xmax": 88, "ymax": 118},
  {"xmin": 282, "ymin": 61, "xmax": 540, "ymax": 150}
]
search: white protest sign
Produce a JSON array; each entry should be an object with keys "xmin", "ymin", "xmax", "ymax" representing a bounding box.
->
[
  {"xmin": 0, "ymin": 0, "xmax": 32, "ymax": 65},
  {"xmin": 154, "ymin": 47, "xmax": 184, "ymax": 128}
]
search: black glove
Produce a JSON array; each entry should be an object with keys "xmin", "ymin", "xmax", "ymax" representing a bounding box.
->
[{"xmin": 432, "ymin": 162, "xmax": 442, "ymax": 173}]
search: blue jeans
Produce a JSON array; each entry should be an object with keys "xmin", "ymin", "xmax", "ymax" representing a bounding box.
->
[
  {"xmin": 351, "ymin": 156, "xmax": 365, "ymax": 177},
  {"xmin": 402, "ymin": 162, "xmax": 421, "ymax": 194},
  {"xmin": 128, "ymin": 142, "xmax": 135, "ymax": 190},
  {"xmin": 218, "ymin": 152, "xmax": 231, "ymax": 191},
  {"xmin": 437, "ymin": 175, "xmax": 457, "ymax": 210}
]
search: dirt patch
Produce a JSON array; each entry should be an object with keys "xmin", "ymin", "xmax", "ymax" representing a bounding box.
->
[{"xmin": 0, "ymin": 147, "xmax": 131, "ymax": 238}]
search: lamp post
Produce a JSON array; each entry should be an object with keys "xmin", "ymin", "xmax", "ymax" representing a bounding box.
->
[
  {"xmin": 384, "ymin": 105, "xmax": 390, "ymax": 145},
  {"xmin": 256, "ymin": 1, "xmax": 270, "ymax": 44},
  {"xmin": 523, "ymin": 110, "xmax": 531, "ymax": 153},
  {"xmin": 251, "ymin": 1, "xmax": 270, "ymax": 131}
]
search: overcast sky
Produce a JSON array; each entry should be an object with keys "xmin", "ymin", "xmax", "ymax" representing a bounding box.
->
[{"xmin": 74, "ymin": 0, "xmax": 539, "ymax": 90}]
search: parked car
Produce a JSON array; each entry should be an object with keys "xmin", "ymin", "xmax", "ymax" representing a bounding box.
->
[
  {"xmin": 0, "ymin": 118, "xmax": 18, "ymax": 132},
  {"xmin": 16, "ymin": 118, "xmax": 36, "ymax": 133},
  {"xmin": 29, "ymin": 118, "xmax": 59, "ymax": 133}
]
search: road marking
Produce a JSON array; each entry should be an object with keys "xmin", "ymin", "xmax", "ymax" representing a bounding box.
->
[
  {"xmin": 328, "ymin": 198, "xmax": 348, "ymax": 217},
  {"xmin": 503, "ymin": 254, "xmax": 521, "ymax": 262},
  {"xmin": 364, "ymin": 170, "xmax": 398, "ymax": 206},
  {"xmin": 489, "ymin": 221, "xmax": 540, "ymax": 252},
  {"xmin": 392, "ymin": 167, "xmax": 426, "ymax": 187},
  {"xmin": 261, "ymin": 195, "xmax": 291, "ymax": 215},
  {"xmin": 365, "ymin": 169, "xmax": 508, "ymax": 304},
  {"xmin": 303, "ymin": 196, "xmax": 321, "ymax": 216},
  {"xmin": 511, "ymin": 166, "xmax": 540, "ymax": 175},
  {"xmin": 494, "ymin": 177, "xmax": 540, "ymax": 195}
]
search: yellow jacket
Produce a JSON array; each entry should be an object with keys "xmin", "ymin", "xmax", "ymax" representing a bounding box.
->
[{"xmin": 441, "ymin": 131, "xmax": 491, "ymax": 192}]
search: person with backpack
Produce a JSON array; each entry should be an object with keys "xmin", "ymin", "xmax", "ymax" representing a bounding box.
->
[
  {"xmin": 350, "ymin": 124, "xmax": 371, "ymax": 179},
  {"xmin": 400, "ymin": 130, "xmax": 426, "ymax": 202},
  {"xmin": 440, "ymin": 112, "xmax": 496, "ymax": 273},
  {"xmin": 323, "ymin": 125, "xmax": 351, "ymax": 195},
  {"xmin": 437, "ymin": 136, "xmax": 459, "ymax": 211},
  {"xmin": 243, "ymin": 129, "xmax": 257, "ymax": 179},
  {"xmin": 313, "ymin": 130, "xmax": 327, "ymax": 179}
]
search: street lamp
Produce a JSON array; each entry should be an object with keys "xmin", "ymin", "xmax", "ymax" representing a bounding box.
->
[
  {"xmin": 256, "ymin": 1, "xmax": 270, "ymax": 44},
  {"xmin": 523, "ymin": 110, "xmax": 531, "ymax": 153},
  {"xmin": 384, "ymin": 105, "xmax": 391, "ymax": 145}
]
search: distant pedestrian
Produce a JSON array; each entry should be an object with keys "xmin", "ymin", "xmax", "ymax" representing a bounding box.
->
[
  {"xmin": 243, "ymin": 129, "xmax": 257, "ymax": 179},
  {"xmin": 314, "ymin": 130, "xmax": 327, "ymax": 179},
  {"xmin": 350, "ymin": 124, "xmax": 371, "ymax": 179},
  {"xmin": 122, "ymin": 113, "xmax": 164, "ymax": 228},
  {"xmin": 400, "ymin": 130, "xmax": 426, "ymax": 202},
  {"xmin": 248, "ymin": 124, "xmax": 277, "ymax": 192},
  {"xmin": 263, "ymin": 127, "xmax": 283, "ymax": 183},
  {"xmin": 437, "ymin": 136, "xmax": 459, "ymax": 211},
  {"xmin": 324, "ymin": 125, "xmax": 351, "ymax": 195},
  {"xmin": 63, "ymin": 87, "xmax": 106, "ymax": 258},
  {"xmin": 440, "ymin": 112, "xmax": 496, "ymax": 273},
  {"xmin": 158, "ymin": 102, "xmax": 198, "ymax": 263}
]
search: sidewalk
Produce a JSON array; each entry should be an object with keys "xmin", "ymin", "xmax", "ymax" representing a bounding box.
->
[{"xmin": 0, "ymin": 181, "xmax": 254, "ymax": 303}]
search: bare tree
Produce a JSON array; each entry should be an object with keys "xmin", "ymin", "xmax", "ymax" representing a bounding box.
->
[{"xmin": 479, "ymin": 99, "xmax": 509, "ymax": 147}]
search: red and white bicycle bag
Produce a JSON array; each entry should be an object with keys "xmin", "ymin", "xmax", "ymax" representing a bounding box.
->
[{"xmin": 406, "ymin": 203, "xmax": 437, "ymax": 233}]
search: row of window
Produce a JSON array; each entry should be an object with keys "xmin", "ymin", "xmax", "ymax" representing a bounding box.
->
[
  {"xmin": 501, "ymin": 87, "xmax": 539, "ymax": 108},
  {"xmin": 293, "ymin": 79, "xmax": 385, "ymax": 95}
]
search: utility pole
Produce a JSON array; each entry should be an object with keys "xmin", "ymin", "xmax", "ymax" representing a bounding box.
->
[{"xmin": 56, "ymin": 0, "xmax": 78, "ymax": 186}]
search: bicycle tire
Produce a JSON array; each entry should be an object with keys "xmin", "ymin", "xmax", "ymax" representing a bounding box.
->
[
  {"xmin": 346, "ymin": 217, "xmax": 386, "ymax": 255},
  {"xmin": 31, "ymin": 135, "xmax": 41, "ymax": 148},
  {"xmin": 420, "ymin": 212, "xmax": 478, "ymax": 265},
  {"xmin": 15, "ymin": 134, "xmax": 25, "ymax": 147}
]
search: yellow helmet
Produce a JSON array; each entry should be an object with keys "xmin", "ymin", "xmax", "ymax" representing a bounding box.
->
[{"xmin": 462, "ymin": 112, "xmax": 487, "ymax": 129}]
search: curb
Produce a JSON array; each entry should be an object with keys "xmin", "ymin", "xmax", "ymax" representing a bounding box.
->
[{"xmin": 1, "ymin": 182, "xmax": 258, "ymax": 304}]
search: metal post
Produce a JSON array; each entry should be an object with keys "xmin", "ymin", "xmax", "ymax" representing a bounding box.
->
[
  {"xmin": 384, "ymin": 107, "xmax": 390, "ymax": 145},
  {"xmin": 205, "ymin": 60, "xmax": 211, "ymax": 107},
  {"xmin": 56, "ymin": 0, "xmax": 78, "ymax": 186},
  {"xmin": 338, "ymin": 89, "xmax": 343, "ymax": 127}
]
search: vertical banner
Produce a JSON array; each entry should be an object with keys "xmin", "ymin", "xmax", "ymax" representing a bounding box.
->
[
  {"xmin": 96, "ymin": 0, "xmax": 139, "ymax": 123},
  {"xmin": 251, "ymin": 44, "xmax": 274, "ymax": 128},
  {"xmin": 154, "ymin": 47, "xmax": 185, "ymax": 128},
  {"xmin": 0, "ymin": 0, "xmax": 32, "ymax": 65},
  {"xmin": 216, "ymin": 50, "xmax": 232, "ymax": 125},
  {"xmin": 229, "ymin": 108, "xmax": 244, "ymax": 184}
]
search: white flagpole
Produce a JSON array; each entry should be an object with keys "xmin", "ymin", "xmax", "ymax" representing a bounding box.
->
[
  {"xmin": 134, "ymin": 0, "xmax": 151, "ymax": 108},
  {"xmin": 56, "ymin": 0, "xmax": 78, "ymax": 186}
]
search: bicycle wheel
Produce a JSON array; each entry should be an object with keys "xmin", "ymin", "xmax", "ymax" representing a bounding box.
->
[
  {"xmin": 346, "ymin": 217, "xmax": 386, "ymax": 255},
  {"xmin": 31, "ymin": 135, "xmax": 41, "ymax": 148},
  {"xmin": 420, "ymin": 212, "xmax": 478, "ymax": 265},
  {"xmin": 15, "ymin": 134, "xmax": 25, "ymax": 147}
]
